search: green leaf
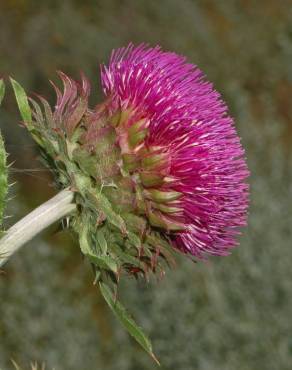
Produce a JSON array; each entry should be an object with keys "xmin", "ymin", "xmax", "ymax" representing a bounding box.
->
[
  {"xmin": 87, "ymin": 254, "xmax": 118, "ymax": 273},
  {"xmin": 96, "ymin": 228, "xmax": 108, "ymax": 254},
  {"xmin": 127, "ymin": 231, "xmax": 142, "ymax": 248},
  {"xmin": 110, "ymin": 243, "xmax": 145, "ymax": 271},
  {"xmin": 79, "ymin": 223, "xmax": 91, "ymax": 255},
  {"xmin": 0, "ymin": 80, "xmax": 8, "ymax": 231},
  {"xmin": 9, "ymin": 79, "xmax": 46, "ymax": 148},
  {"xmin": 87, "ymin": 190, "xmax": 127, "ymax": 234},
  {"xmin": 0, "ymin": 133, "xmax": 8, "ymax": 229},
  {"xmin": 78, "ymin": 218, "xmax": 117, "ymax": 273},
  {"xmin": 99, "ymin": 282, "xmax": 159, "ymax": 365},
  {"xmin": 10, "ymin": 77, "xmax": 32, "ymax": 126},
  {"xmin": 0, "ymin": 79, "xmax": 5, "ymax": 105}
]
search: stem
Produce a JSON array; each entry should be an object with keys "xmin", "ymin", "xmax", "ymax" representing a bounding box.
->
[{"xmin": 0, "ymin": 188, "xmax": 76, "ymax": 267}]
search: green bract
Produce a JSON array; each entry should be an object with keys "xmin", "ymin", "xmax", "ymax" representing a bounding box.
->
[
  {"xmin": 11, "ymin": 74, "xmax": 176, "ymax": 361},
  {"xmin": 0, "ymin": 79, "xmax": 8, "ymax": 233},
  {"xmin": 11, "ymin": 75, "xmax": 175, "ymax": 277}
]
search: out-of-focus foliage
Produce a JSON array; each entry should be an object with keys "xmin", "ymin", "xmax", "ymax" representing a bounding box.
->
[
  {"xmin": 11, "ymin": 360, "xmax": 49, "ymax": 370},
  {"xmin": 0, "ymin": 1, "xmax": 291, "ymax": 370}
]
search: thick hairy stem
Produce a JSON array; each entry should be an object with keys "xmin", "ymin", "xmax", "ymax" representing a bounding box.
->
[{"xmin": 0, "ymin": 189, "xmax": 76, "ymax": 267}]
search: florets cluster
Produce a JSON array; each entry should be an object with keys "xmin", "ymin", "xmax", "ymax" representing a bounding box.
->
[{"xmin": 101, "ymin": 44, "xmax": 249, "ymax": 257}]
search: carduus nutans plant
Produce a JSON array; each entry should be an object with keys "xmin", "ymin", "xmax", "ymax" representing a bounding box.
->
[
  {"xmin": 11, "ymin": 44, "xmax": 249, "ymax": 360},
  {"xmin": 22, "ymin": 44, "xmax": 249, "ymax": 277}
]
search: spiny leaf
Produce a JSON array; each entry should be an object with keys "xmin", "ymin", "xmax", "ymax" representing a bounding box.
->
[
  {"xmin": 110, "ymin": 243, "xmax": 145, "ymax": 271},
  {"xmin": 78, "ymin": 222, "xmax": 91, "ymax": 255},
  {"xmin": 78, "ymin": 217, "xmax": 117, "ymax": 273},
  {"xmin": 10, "ymin": 77, "xmax": 32, "ymax": 126},
  {"xmin": 10, "ymin": 81, "xmax": 45, "ymax": 148},
  {"xmin": 99, "ymin": 282, "xmax": 159, "ymax": 365},
  {"xmin": 0, "ymin": 133, "xmax": 8, "ymax": 230},
  {"xmin": 96, "ymin": 227, "xmax": 108, "ymax": 254},
  {"xmin": 87, "ymin": 190, "xmax": 127, "ymax": 234},
  {"xmin": 0, "ymin": 80, "xmax": 8, "ymax": 232},
  {"xmin": 0, "ymin": 79, "xmax": 5, "ymax": 105},
  {"xmin": 87, "ymin": 254, "xmax": 118, "ymax": 273}
]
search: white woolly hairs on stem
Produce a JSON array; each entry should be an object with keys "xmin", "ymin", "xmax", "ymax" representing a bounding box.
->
[{"xmin": 0, "ymin": 189, "xmax": 76, "ymax": 268}]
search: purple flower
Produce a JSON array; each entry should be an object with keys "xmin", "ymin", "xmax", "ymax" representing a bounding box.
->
[
  {"xmin": 101, "ymin": 44, "xmax": 249, "ymax": 258},
  {"xmin": 12, "ymin": 44, "xmax": 250, "ymax": 356}
]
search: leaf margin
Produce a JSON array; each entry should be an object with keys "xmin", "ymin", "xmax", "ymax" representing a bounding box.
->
[{"xmin": 99, "ymin": 281, "xmax": 160, "ymax": 365}]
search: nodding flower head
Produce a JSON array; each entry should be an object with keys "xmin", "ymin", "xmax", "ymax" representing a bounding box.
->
[
  {"xmin": 101, "ymin": 44, "xmax": 249, "ymax": 257},
  {"xmin": 27, "ymin": 44, "xmax": 249, "ymax": 279}
]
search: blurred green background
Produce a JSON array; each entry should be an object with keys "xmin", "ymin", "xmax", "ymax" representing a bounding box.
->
[{"xmin": 0, "ymin": 1, "xmax": 292, "ymax": 369}]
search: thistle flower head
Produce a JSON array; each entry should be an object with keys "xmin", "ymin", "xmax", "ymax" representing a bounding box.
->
[
  {"xmin": 101, "ymin": 44, "xmax": 249, "ymax": 257},
  {"xmin": 21, "ymin": 44, "xmax": 249, "ymax": 279}
]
